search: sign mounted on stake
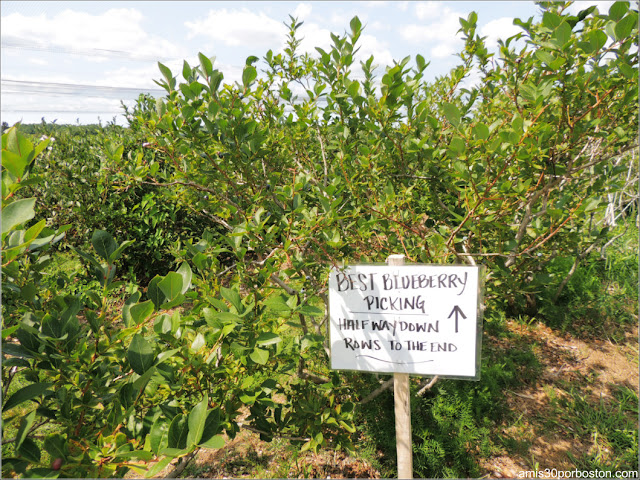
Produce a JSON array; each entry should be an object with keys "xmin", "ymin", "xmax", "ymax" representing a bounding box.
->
[{"xmin": 329, "ymin": 263, "xmax": 484, "ymax": 379}]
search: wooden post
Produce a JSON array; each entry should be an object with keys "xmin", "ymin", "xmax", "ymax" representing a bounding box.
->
[{"xmin": 388, "ymin": 254, "xmax": 412, "ymax": 479}]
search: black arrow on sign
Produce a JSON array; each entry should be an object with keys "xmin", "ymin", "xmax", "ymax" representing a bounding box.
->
[{"xmin": 448, "ymin": 305, "xmax": 467, "ymax": 333}]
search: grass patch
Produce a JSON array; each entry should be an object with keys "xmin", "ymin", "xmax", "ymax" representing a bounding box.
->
[
  {"xmin": 353, "ymin": 314, "xmax": 543, "ymax": 478},
  {"xmin": 557, "ymin": 385, "xmax": 639, "ymax": 471},
  {"xmin": 540, "ymin": 218, "xmax": 638, "ymax": 339}
]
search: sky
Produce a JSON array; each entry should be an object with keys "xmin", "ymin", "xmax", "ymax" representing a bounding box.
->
[{"xmin": 1, "ymin": 1, "xmax": 616, "ymax": 126}]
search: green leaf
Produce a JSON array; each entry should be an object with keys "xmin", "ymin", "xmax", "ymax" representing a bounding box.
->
[
  {"xmin": 442, "ymin": 102, "xmax": 461, "ymax": 128},
  {"xmin": 449, "ymin": 136, "xmax": 466, "ymax": 155},
  {"xmin": 122, "ymin": 292, "xmax": 142, "ymax": 328},
  {"xmin": 72, "ymin": 247, "xmax": 104, "ymax": 274},
  {"xmin": 3, "ymin": 383, "xmax": 53, "ymax": 412},
  {"xmin": 182, "ymin": 60, "xmax": 192, "ymax": 80},
  {"xmin": 177, "ymin": 262, "xmax": 192, "ymax": 294},
  {"xmin": 250, "ymin": 347, "xmax": 269, "ymax": 365},
  {"xmin": 6, "ymin": 128, "xmax": 35, "ymax": 165},
  {"xmin": 263, "ymin": 294, "xmax": 292, "ymax": 312},
  {"xmin": 542, "ymin": 11, "xmax": 562, "ymax": 29},
  {"xmin": 114, "ymin": 450, "xmax": 154, "ymax": 461},
  {"xmin": 130, "ymin": 301, "xmax": 154, "ymax": 325},
  {"xmin": 2, "ymin": 150, "xmax": 29, "ymax": 179},
  {"xmin": 221, "ymin": 286, "xmax": 243, "ymax": 313},
  {"xmin": 2, "ymin": 198, "xmax": 36, "ymax": 235},
  {"xmin": 156, "ymin": 348, "xmax": 180, "ymax": 365},
  {"xmin": 168, "ymin": 414, "xmax": 189, "ymax": 449},
  {"xmin": 199, "ymin": 434, "xmax": 224, "ymax": 449},
  {"xmin": 615, "ymin": 13, "xmax": 636, "ymax": 41},
  {"xmin": 14, "ymin": 410, "xmax": 36, "ymax": 451},
  {"xmin": 43, "ymin": 434, "xmax": 67, "ymax": 460},
  {"xmin": 158, "ymin": 62, "xmax": 174, "ymax": 85},
  {"xmin": 159, "ymin": 272, "xmax": 183, "ymax": 302},
  {"xmin": 159, "ymin": 447, "xmax": 192, "ymax": 457},
  {"xmin": 187, "ymin": 394, "xmax": 208, "ymax": 446},
  {"xmin": 147, "ymin": 275, "xmax": 166, "ymax": 309},
  {"xmin": 17, "ymin": 437, "xmax": 41, "ymax": 463},
  {"xmin": 552, "ymin": 22, "xmax": 572, "ymax": 49},
  {"xmin": 199, "ymin": 52, "xmax": 213, "ymax": 77},
  {"xmin": 587, "ymin": 30, "xmax": 607, "ymax": 52},
  {"xmin": 242, "ymin": 65, "xmax": 257, "ymax": 88},
  {"xmin": 297, "ymin": 305, "xmax": 323, "ymax": 316},
  {"xmin": 190, "ymin": 333, "xmax": 206, "ymax": 352},
  {"xmin": 160, "ymin": 294, "xmax": 186, "ymax": 310},
  {"xmin": 350, "ymin": 16, "xmax": 362, "ymax": 34},
  {"xmin": 609, "ymin": 1, "xmax": 629, "ymax": 21},
  {"xmin": 256, "ymin": 332, "xmax": 282, "ymax": 346},
  {"xmin": 23, "ymin": 219, "xmax": 46, "ymax": 243},
  {"xmin": 535, "ymin": 49, "xmax": 555, "ymax": 66},
  {"xmin": 2, "ymin": 324, "xmax": 20, "ymax": 339},
  {"xmin": 472, "ymin": 122, "xmax": 489, "ymax": 141},
  {"xmin": 584, "ymin": 197, "xmax": 601, "ymax": 212},
  {"xmin": 132, "ymin": 366, "xmax": 156, "ymax": 394},
  {"xmin": 145, "ymin": 456, "xmax": 172, "ymax": 478},
  {"xmin": 108, "ymin": 239, "xmax": 135, "ymax": 263},
  {"xmin": 150, "ymin": 420, "xmax": 169, "ymax": 455},
  {"xmin": 23, "ymin": 467, "xmax": 59, "ymax": 478},
  {"xmin": 91, "ymin": 230, "xmax": 117, "ymax": 262},
  {"xmin": 127, "ymin": 334, "xmax": 155, "ymax": 375},
  {"xmin": 339, "ymin": 420, "xmax": 357, "ymax": 433}
]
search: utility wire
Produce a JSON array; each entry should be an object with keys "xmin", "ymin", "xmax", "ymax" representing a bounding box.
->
[
  {"xmin": 1, "ymin": 39, "xmax": 184, "ymax": 62},
  {"xmin": 1, "ymin": 79, "xmax": 166, "ymax": 96},
  {"xmin": 2, "ymin": 109, "xmax": 124, "ymax": 114}
]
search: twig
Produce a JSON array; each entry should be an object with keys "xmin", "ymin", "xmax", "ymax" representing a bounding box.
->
[
  {"xmin": 243, "ymin": 424, "xmax": 310, "ymax": 442},
  {"xmin": 309, "ymin": 128, "xmax": 349, "ymax": 232},
  {"xmin": 417, "ymin": 376, "xmax": 439, "ymax": 396},
  {"xmin": 299, "ymin": 371, "xmax": 330, "ymax": 384},
  {"xmin": 269, "ymin": 274, "xmax": 298, "ymax": 295},
  {"xmin": 2, "ymin": 366, "xmax": 19, "ymax": 400},
  {"xmin": 166, "ymin": 449, "xmax": 199, "ymax": 478},
  {"xmin": 361, "ymin": 378, "xmax": 394, "ymax": 404},
  {"xmin": 599, "ymin": 224, "xmax": 629, "ymax": 258}
]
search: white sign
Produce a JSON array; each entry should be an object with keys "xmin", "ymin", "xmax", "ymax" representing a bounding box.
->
[{"xmin": 329, "ymin": 264, "xmax": 482, "ymax": 378}]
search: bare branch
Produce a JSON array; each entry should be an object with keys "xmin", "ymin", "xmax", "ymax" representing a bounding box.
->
[
  {"xmin": 269, "ymin": 274, "xmax": 298, "ymax": 295},
  {"xmin": 361, "ymin": 378, "xmax": 394, "ymax": 404},
  {"xmin": 299, "ymin": 370, "xmax": 330, "ymax": 384},
  {"xmin": 166, "ymin": 450, "xmax": 199, "ymax": 478},
  {"xmin": 417, "ymin": 376, "xmax": 439, "ymax": 396}
]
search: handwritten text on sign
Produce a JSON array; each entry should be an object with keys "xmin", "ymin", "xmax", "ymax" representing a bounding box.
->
[{"xmin": 329, "ymin": 265, "xmax": 481, "ymax": 377}]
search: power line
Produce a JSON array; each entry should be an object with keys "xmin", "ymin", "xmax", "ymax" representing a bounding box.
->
[
  {"xmin": 1, "ymin": 39, "xmax": 184, "ymax": 62},
  {"xmin": 2, "ymin": 109, "xmax": 124, "ymax": 113},
  {"xmin": 1, "ymin": 89, "xmax": 146, "ymax": 100},
  {"xmin": 1, "ymin": 79, "xmax": 166, "ymax": 96}
]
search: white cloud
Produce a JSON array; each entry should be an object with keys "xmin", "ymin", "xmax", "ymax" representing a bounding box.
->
[
  {"xmin": 480, "ymin": 17, "xmax": 524, "ymax": 50},
  {"xmin": 401, "ymin": 2, "xmax": 464, "ymax": 59},
  {"xmin": 1, "ymin": 9, "xmax": 184, "ymax": 61},
  {"xmin": 295, "ymin": 21, "xmax": 393, "ymax": 72},
  {"xmin": 293, "ymin": 3, "xmax": 312, "ymax": 20},
  {"xmin": 27, "ymin": 58, "xmax": 49, "ymax": 66},
  {"xmin": 185, "ymin": 8, "xmax": 286, "ymax": 49},
  {"xmin": 397, "ymin": 2, "xmax": 409, "ymax": 12},
  {"xmin": 400, "ymin": 2, "xmax": 462, "ymax": 58},
  {"xmin": 370, "ymin": 20, "xmax": 391, "ymax": 32},
  {"xmin": 566, "ymin": 1, "xmax": 615, "ymax": 16},
  {"xmin": 357, "ymin": 33, "xmax": 394, "ymax": 69},
  {"xmin": 414, "ymin": 1, "xmax": 443, "ymax": 21},
  {"xmin": 298, "ymin": 22, "xmax": 333, "ymax": 55},
  {"xmin": 103, "ymin": 65, "xmax": 169, "ymax": 89},
  {"xmin": 330, "ymin": 12, "xmax": 346, "ymax": 27}
]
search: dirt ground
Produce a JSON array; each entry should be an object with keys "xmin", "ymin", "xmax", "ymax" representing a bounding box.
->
[
  {"xmin": 480, "ymin": 320, "xmax": 638, "ymax": 478},
  {"xmin": 149, "ymin": 320, "xmax": 638, "ymax": 479}
]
